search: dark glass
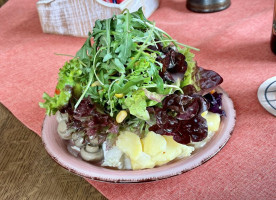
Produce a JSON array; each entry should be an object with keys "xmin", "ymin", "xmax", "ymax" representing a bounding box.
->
[
  {"xmin": 186, "ymin": 0, "xmax": 231, "ymax": 13},
  {"xmin": 271, "ymin": 0, "xmax": 276, "ymax": 54}
]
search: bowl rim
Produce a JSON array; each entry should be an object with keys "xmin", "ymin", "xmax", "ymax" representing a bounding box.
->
[{"xmin": 41, "ymin": 87, "xmax": 236, "ymax": 183}]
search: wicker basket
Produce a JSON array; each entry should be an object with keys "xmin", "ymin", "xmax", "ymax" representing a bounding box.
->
[{"xmin": 37, "ymin": 0, "xmax": 159, "ymax": 37}]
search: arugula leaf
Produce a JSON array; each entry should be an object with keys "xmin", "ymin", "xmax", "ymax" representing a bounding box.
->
[
  {"xmin": 40, "ymin": 8, "xmax": 199, "ymax": 122},
  {"xmin": 105, "ymin": 19, "xmax": 111, "ymax": 56},
  {"xmin": 103, "ymin": 53, "xmax": 112, "ymax": 62},
  {"xmin": 149, "ymin": 62, "xmax": 164, "ymax": 93},
  {"xmin": 76, "ymin": 33, "xmax": 93, "ymax": 60},
  {"xmin": 115, "ymin": 11, "xmax": 135, "ymax": 64},
  {"xmin": 114, "ymin": 77, "xmax": 144, "ymax": 94},
  {"xmin": 113, "ymin": 58, "xmax": 125, "ymax": 73}
]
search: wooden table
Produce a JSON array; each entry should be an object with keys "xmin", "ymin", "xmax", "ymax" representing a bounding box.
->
[{"xmin": 0, "ymin": 104, "xmax": 106, "ymax": 200}]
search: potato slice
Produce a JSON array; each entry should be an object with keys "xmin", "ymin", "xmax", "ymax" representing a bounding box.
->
[
  {"xmin": 131, "ymin": 152, "xmax": 155, "ymax": 170},
  {"xmin": 116, "ymin": 131, "xmax": 142, "ymax": 161},
  {"xmin": 163, "ymin": 136, "xmax": 183, "ymax": 161},
  {"xmin": 203, "ymin": 112, "xmax": 221, "ymax": 132},
  {"xmin": 153, "ymin": 136, "xmax": 194, "ymax": 166},
  {"xmin": 142, "ymin": 131, "xmax": 167, "ymax": 157}
]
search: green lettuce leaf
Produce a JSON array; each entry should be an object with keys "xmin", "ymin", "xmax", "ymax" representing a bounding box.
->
[
  {"xmin": 179, "ymin": 48, "xmax": 223, "ymax": 94},
  {"xmin": 39, "ymin": 90, "xmax": 71, "ymax": 115},
  {"xmin": 124, "ymin": 90, "xmax": 150, "ymax": 120},
  {"xmin": 143, "ymin": 89, "xmax": 166, "ymax": 106},
  {"xmin": 39, "ymin": 59, "xmax": 88, "ymax": 115},
  {"xmin": 179, "ymin": 48, "xmax": 197, "ymax": 89}
]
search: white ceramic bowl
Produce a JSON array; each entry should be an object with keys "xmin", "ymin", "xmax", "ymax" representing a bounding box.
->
[{"xmin": 42, "ymin": 87, "xmax": 236, "ymax": 183}]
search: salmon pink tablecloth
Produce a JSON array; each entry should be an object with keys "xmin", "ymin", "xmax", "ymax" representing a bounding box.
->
[{"xmin": 0, "ymin": 0, "xmax": 276, "ymax": 199}]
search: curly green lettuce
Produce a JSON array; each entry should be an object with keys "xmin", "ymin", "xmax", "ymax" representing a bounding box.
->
[{"xmin": 39, "ymin": 59, "xmax": 88, "ymax": 115}]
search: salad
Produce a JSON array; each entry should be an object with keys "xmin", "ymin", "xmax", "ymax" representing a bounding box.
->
[{"xmin": 40, "ymin": 8, "xmax": 225, "ymax": 170}]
